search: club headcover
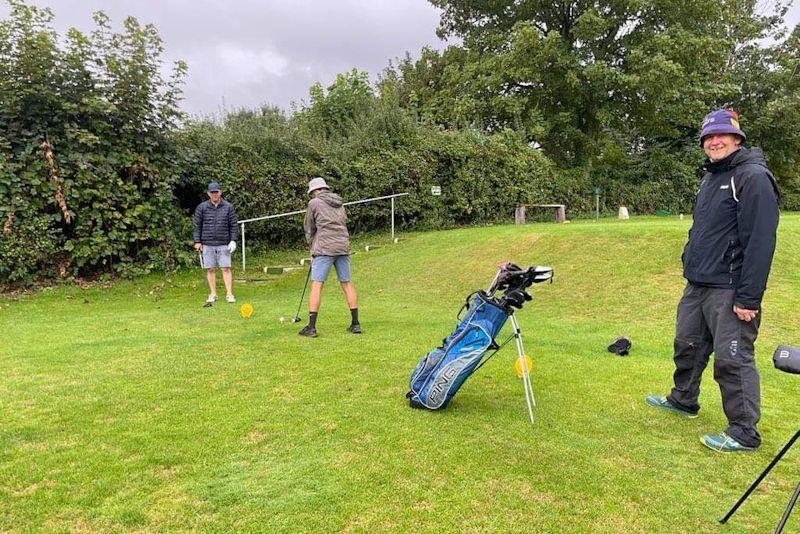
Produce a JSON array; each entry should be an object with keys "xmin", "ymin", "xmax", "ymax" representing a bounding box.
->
[
  {"xmin": 608, "ymin": 336, "xmax": 632, "ymax": 356},
  {"xmin": 773, "ymin": 345, "xmax": 800, "ymax": 374}
]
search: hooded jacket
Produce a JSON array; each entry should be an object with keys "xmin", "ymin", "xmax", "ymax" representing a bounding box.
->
[
  {"xmin": 304, "ymin": 191, "xmax": 350, "ymax": 256},
  {"xmin": 682, "ymin": 147, "xmax": 779, "ymax": 309}
]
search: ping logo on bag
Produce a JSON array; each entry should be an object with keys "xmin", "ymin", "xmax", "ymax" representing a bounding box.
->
[{"xmin": 430, "ymin": 367, "xmax": 458, "ymax": 405}]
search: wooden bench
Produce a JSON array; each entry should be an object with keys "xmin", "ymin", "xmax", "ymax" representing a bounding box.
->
[{"xmin": 515, "ymin": 204, "xmax": 566, "ymax": 224}]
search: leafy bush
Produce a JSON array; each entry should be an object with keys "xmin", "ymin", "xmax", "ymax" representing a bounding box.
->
[{"xmin": 0, "ymin": 1, "xmax": 188, "ymax": 285}]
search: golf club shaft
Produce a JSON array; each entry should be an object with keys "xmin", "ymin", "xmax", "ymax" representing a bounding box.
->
[{"xmin": 293, "ymin": 263, "xmax": 312, "ymax": 320}]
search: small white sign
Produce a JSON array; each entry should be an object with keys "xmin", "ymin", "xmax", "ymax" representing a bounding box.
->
[{"xmin": 430, "ymin": 186, "xmax": 442, "ymax": 196}]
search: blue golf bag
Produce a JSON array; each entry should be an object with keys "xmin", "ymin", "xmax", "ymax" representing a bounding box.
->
[
  {"xmin": 406, "ymin": 263, "xmax": 554, "ymax": 416},
  {"xmin": 407, "ymin": 291, "xmax": 509, "ymax": 409}
]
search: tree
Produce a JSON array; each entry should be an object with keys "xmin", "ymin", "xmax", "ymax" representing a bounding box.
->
[{"xmin": 416, "ymin": 0, "xmax": 795, "ymax": 173}]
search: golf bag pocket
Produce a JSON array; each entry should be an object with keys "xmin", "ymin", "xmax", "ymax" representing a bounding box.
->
[
  {"xmin": 407, "ymin": 292, "xmax": 509, "ymax": 410},
  {"xmin": 773, "ymin": 345, "xmax": 800, "ymax": 374}
]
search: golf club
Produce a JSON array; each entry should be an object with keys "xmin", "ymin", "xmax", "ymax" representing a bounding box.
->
[{"xmin": 291, "ymin": 262, "xmax": 312, "ymax": 323}]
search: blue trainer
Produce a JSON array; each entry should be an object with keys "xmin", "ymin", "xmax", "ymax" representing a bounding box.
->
[
  {"xmin": 701, "ymin": 432, "xmax": 757, "ymax": 453},
  {"xmin": 645, "ymin": 395, "xmax": 699, "ymax": 418}
]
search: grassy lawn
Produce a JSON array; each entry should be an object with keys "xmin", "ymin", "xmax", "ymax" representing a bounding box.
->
[{"xmin": 2, "ymin": 214, "xmax": 799, "ymax": 532}]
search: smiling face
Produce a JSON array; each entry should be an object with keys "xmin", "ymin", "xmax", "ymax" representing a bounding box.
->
[{"xmin": 702, "ymin": 133, "xmax": 742, "ymax": 162}]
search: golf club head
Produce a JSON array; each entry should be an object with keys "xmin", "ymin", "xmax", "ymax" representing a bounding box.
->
[{"xmin": 291, "ymin": 316, "xmax": 302, "ymax": 323}]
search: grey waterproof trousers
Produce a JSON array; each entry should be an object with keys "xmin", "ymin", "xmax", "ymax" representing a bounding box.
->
[{"xmin": 666, "ymin": 283, "xmax": 762, "ymax": 448}]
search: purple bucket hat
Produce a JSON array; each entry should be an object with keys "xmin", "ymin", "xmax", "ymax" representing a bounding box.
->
[{"xmin": 699, "ymin": 109, "xmax": 746, "ymax": 145}]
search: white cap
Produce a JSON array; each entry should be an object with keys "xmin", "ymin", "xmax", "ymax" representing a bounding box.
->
[{"xmin": 307, "ymin": 177, "xmax": 329, "ymax": 194}]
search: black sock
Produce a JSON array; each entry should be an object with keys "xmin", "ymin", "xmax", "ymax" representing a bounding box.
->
[
  {"xmin": 350, "ymin": 308, "xmax": 359, "ymax": 325},
  {"xmin": 308, "ymin": 312, "xmax": 318, "ymax": 328}
]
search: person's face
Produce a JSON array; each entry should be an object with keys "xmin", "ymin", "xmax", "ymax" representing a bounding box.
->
[
  {"xmin": 207, "ymin": 190, "xmax": 222, "ymax": 202},
  {"xmin": 703, "ymin": 133, "xmax": 741, "ymax": 162}
]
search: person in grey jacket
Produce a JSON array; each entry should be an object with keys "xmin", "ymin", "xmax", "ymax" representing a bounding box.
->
[
  {"xmin": 646, "ymin": 109, "xmax": 780, "ymax": 452},
  {"xmin": 193, "ymin": 181, "xmax": 238, "ymax": 305},
  {"xmin": 298, "ymin": 177, "xmax": 361, "ymax": 337}
]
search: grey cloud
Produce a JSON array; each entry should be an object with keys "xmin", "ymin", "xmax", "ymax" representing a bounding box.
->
[{"xmin": 2, "ymin": 0, "xmax": 446, "ymax": 115}]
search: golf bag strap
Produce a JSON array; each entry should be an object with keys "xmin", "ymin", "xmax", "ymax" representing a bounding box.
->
[
  {"xmin": 473, "ymin": 332, "xmax": 515, "ymax": 374},
  {"xmin": 456, "ymin": 291, "xmax": 479, "ymax": 321}
]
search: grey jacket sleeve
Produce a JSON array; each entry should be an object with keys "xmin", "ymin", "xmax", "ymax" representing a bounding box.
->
[
  {"xmin": 735, "ymin": 172, "xmax": 779, "ymax": 309},
  {"xmin": 193, "ymin": 203, "xmax": 204, "ymax": 243},
  {"xmin": 304, "ymin": 201, "xmax": 316, "ymax": 245}
]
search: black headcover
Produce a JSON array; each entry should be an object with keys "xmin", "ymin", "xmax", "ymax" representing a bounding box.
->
[
  {"xmin": 494, "ymin": 263, "xmax": 553, "ymax": 312},
  {"xmin": 773, "ymin": 345, "xmax": 800, "ymax": 374},
  {"xmin": 608, "ymin": 336, "xmax": 632, "ymax": 356}
]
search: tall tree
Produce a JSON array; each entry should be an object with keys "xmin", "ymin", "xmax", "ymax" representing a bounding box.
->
[{"xmin": 418, "ymin": 0, "xmax": 794, "ymax": 168}]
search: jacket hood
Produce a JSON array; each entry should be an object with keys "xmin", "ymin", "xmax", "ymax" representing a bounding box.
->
[
  {"xmin": 704, "ymin": 147, "xmax": 767, "ymax": 173},
  {"xmin": 316, "ymin": 191, "xmax": 343, "ymax": 208}
]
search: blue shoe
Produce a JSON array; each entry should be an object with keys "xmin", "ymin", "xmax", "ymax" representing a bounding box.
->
[
  {"xmin": 645, "ymin": 395, "xmax": 699, "ymax": 418},
  {"xmin": 701, "ymin": 432, "xmax": 757, "ymax": 453}
]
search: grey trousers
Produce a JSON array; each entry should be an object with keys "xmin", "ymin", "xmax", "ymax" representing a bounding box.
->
[{"xmin": 667, "ymin": 284, "xmax": 762, "ymax": 447}]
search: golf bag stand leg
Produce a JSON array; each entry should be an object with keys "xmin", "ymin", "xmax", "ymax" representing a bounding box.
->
[
  {"xmin": 719, "ymin": 428, "xmax": 800, "ymax": 531},
  {"xmin": 509, "ymin": 314, "xmax": 535, "ymax": 425}
]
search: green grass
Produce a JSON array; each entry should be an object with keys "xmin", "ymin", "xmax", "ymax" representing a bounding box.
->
[{"xmin": 2, "ymin": 215, "xmax": 800, "ymax": 532}]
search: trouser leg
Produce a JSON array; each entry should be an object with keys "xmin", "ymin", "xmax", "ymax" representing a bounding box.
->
[
  {"xmin": 706, "ymin": 289, "xmax": 762, "ymax": 447},
  {"xmin": 668, "ymin": 284, "xmax": 713, "ymax": 413}
]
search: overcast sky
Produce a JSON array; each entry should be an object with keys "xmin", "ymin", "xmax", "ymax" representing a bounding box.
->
[
  {"xmin": 1, "ymin": 0, "xmax": 446, "ymax": 117},
  {"xmin": 2, "ymin": 1, "xmax": 799, "ymax": 118}
]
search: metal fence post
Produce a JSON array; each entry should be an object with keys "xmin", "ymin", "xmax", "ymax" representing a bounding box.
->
[
  {"xmin": 391, "ymin": 196, "xmax": 395, "ymax": 241},
  {"xmin": 241, "ymin": 223, "xmax": 246, "ymax": 271}
]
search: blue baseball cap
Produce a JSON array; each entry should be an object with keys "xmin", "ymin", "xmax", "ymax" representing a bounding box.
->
[
  {"xmin": 207, "ymin": 181, "xmax": 221, "ymax": 192},
  {"xmin": 700, "ymin": 109, "xmax": 746, "ymax": 145}
]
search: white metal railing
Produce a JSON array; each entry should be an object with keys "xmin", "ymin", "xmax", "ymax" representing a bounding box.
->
[{"xmin": 238, "ymin": 192, "xmax": 409, "ymax": 271}]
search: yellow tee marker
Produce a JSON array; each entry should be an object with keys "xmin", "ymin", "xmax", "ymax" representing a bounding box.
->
[
  {"xmin": 514, "ymin": 355, "xmax": 533, "ymax": 378},
  {"xmin": 240, "ymin": 303, "xmax": 253, "ymax": 318}
]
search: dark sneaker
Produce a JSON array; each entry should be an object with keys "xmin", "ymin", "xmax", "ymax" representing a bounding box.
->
[
  {"xmin": 645, "ymin": 395, "xmax": 698, "ymax": 418},
  {"xmin": 347, "ymin": 323, "xmax": 362, "ymax": 334},
  {"xmin": 701, "ymin": 432, "xmax": 757, "ymax": 453},
  {"xmin": 298, "ymin": 325, "xmax": 318, "ymax": 337}
]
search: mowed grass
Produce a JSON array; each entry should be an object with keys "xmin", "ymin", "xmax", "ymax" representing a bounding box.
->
[{"xmin": 1, "ymin": 214, "xmax": 799, "ymax": 533}]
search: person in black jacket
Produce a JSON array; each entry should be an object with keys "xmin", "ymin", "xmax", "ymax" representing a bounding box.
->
[
  {"xmin": 193, "ymin": 181, "xmax": 239, "ymax": 305},
  {"xmin": 646, "ymin": 109, "xmax": 780, "ymax": 452}
]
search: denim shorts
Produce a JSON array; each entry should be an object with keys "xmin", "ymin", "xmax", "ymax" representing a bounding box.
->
[
  {"xmin": 202, "ymin": 245, "xmax": 231, "ymax": 268},
  {"xmin": 310, "ymin": 255, "xmax": 350, "ymax": 282}
]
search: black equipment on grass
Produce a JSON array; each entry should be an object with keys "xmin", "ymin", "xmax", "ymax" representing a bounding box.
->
[
  {"xmin": 608, "ymin": 336, "xmax": 632, "ymax": 356},
  {"xmin": 720, "ymin": 345, "xmax": 800, "ymax": 533}
]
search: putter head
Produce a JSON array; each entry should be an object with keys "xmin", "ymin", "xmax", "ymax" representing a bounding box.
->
[{"xmin": 291, "ymin": 316, "xmax": 302, "ymax": 323}]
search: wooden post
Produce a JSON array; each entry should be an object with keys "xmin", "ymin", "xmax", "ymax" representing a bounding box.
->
[
  {"xmin": 515, "ymin": 205, "xmax": 526, "ymax": 225},
  {"xmin": 555, "ymin": 205, "xmax": 566, "ymax": 223}
]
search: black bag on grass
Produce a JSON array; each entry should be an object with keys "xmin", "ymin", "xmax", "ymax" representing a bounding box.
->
[{"xmin": 773, "ymin": 345, "xmax": 800, "ymax": 374}]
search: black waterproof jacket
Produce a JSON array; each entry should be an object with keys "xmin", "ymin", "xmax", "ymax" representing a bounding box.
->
[
  {"xmin": 682, "ymin": 147, "xmax": 779, "ymax": 309},
  {"xmin": 193, "ymin": 199, "xmax": 238, "ymax": 246}
]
